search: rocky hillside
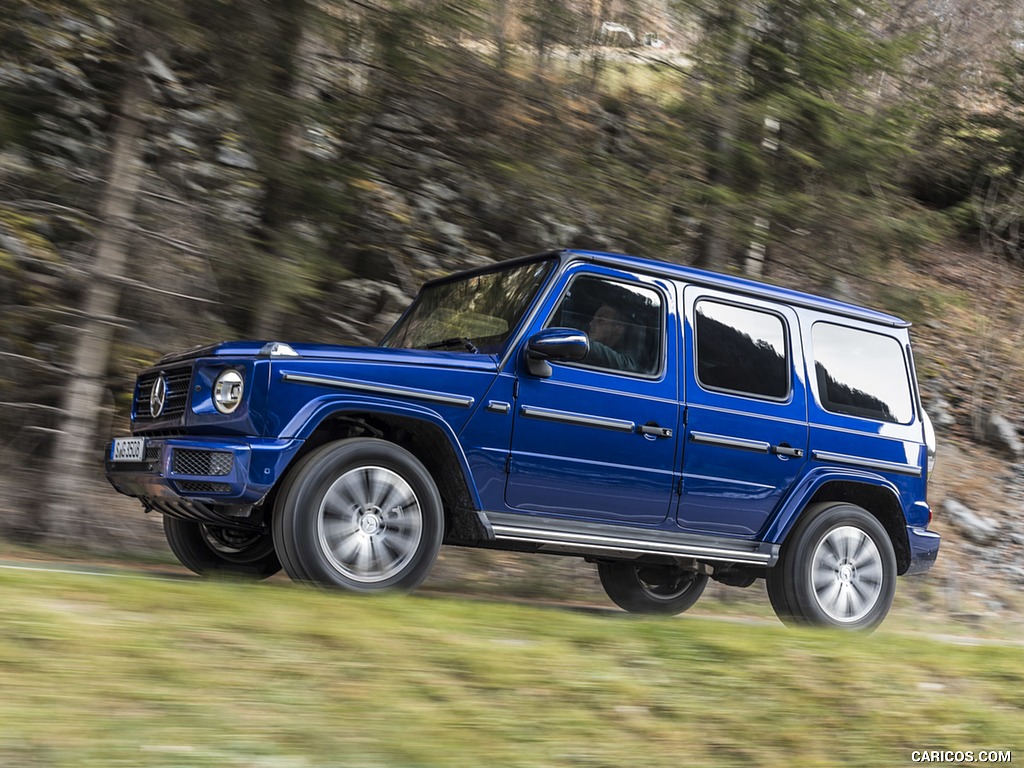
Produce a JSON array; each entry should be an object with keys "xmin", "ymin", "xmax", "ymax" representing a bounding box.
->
[{"xmin": 897, "ymin": 245, "xmax": 1024, "ymax": 631}]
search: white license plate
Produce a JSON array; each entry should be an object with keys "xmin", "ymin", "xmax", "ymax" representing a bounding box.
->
[{"xmin": 110, "ymin": 437, "xmax": 146, "ymax": 463}]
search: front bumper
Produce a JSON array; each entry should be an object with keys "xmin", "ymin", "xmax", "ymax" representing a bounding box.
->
[
  {"xmin": 904, "ymin": 525, "xmax": 941, "ymax": 575},
  {"xmin": 105, "ymin": 435, "xmax": 304, "ymax": 510}
]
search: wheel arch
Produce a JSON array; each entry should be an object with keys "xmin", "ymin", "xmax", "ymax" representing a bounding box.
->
[
  {"xmin": 280, "ymin": 403, "xmax": 487, "ymax": 542},
  {"xmin": 768, "ymin": 472, "xmax": 912, "ymax": 575}
]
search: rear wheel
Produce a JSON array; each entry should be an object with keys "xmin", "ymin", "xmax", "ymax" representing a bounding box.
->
[
  {"xmin": 163, "ymin": 516, "xmax": 281, "ymax": 579},
  {"xmin": 597, "ymin": 561, "xmax": 708, "ymax": 615},
  {"xmin": 766, "ymin": 502, "xmax": 896, "ymax": 631},
  {"xmin": 273, "ymin": 438, "xmax": 443, "ymax": 592}
]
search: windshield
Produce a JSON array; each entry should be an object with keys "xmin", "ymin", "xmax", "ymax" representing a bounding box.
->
[{"xmin": 382, "ymin": 259, "xmax": 555, "ymax": 353}]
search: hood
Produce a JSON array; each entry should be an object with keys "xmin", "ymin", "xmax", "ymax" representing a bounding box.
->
[{"xmin": 157, "ymin": 340, "xmax": 500, "ymax": 371}]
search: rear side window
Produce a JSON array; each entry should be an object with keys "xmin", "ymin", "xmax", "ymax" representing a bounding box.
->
[
  {"xmin": 812, "ymin": 323, "xmax": 913, "ymax": 424},
  {"xmin": 695, "ymin": 300, "xmax": 789, "ymax": 399}
]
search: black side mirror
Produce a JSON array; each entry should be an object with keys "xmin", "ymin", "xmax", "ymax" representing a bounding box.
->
[{"xmin": 524, "ymin": 328, "xmax": 589, "ymax": 378}]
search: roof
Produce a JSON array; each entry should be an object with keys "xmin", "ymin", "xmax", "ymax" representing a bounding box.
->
[
  {"xmin": 424, "ymin": 249, "xmax": 910, "ymax": 329},
  {"xmin": 563, "ymin": 249, "xmax": 911, "ymax": 329}
]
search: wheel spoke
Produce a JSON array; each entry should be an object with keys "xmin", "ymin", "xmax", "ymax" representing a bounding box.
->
[
  {"xmin": 856, "ymin": 559, "xmax": 883, "ymax": 587},
  {"xmin": 324, "ymin": 519, "xmax": 360, "ymax": 554},
  {"xmin": 851, "ymin": 540, "xmax": 877, "ymax": 570},
  {"xmin": 378, "ymin": 534, "xmax": 414, "ymax": 571},
  {"xmin": 323, "ymin": 473, "xmax": 363, "ymax": 518},
  {"xmin": 353, "ymin": 534, "xmax": 375, "ymax": 574},
  {"xmin": 813, "ymin": 568, "xmax": 837, "ymax": 592},
  {"xmin": 365, "ymin": 467, "xmax": 397, "ymax": 509},
  {"xmin": 381, "ymin": 509, "xmax": 420, "ymax": 537},
  {"xmin": 848, "ymin": 580, "xmax": 874, "ymax": 615},
  {"xmin": 836, "ymin": 528, "xmax": 857, "ymax": 562},
  {"xmin": 816, "ymin": 578, "xmax": 843, "ymax": 611},
  {"xmin": 839, "ymin": 584, "xmax": 858, "ymax": 618},
  {"xmin": 848, "ymin": 530, "xmax": 869, "ymax": 565},
  {"xmin": 382, "ymin": 528, "xmax": 418, "ymax": 557},
  {"xmin": 818, "ymin": 537, "xmax": 842, "ymax": 570},
  {"xmin": 378, "ymin": 482, "xmax": 415, "ymax": 518}
]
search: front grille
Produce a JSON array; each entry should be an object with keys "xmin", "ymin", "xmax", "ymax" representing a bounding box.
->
[
  {"xmin": 135, "ymin": 364, "xmax": 194, "ymax": 424},
  {"xmin": 176, "ymin": 481, "xmax": 232, "ymax": 494},
  {"xmin": 173, "ymin": 449, "xmax": 233, "ymax": 477}
]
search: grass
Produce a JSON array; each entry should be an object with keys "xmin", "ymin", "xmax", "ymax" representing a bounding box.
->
[{"xmin": 0, "ymin": 567, "xmax": 1021, "ymax": 767}]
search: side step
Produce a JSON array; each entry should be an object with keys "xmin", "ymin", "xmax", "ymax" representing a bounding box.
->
[{"xmin": 483, "ymin": 511, "xmax": 779, "ymax": 567}]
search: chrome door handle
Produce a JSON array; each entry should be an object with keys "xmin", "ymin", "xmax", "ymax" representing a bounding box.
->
[
  {"xmin": 772, "ymin": 444, "xmax": 804, "ymax": 458},
  {"xmin": 638, "ymin": 423, "xmax": 673, "ymax": 438}
]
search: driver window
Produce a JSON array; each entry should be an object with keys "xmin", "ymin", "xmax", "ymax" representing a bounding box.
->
[{"xmin": 547, "ymin": 275, "xmax": 663, "ymax": 376}]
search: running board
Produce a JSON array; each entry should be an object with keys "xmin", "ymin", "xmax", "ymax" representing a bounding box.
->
[{"xmin": 483, "ymin": 511, "xmax": 779, "ymax": 567}]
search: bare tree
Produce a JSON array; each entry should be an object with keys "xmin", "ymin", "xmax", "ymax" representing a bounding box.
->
[
  {"xmin": 44, "ymin": 65, "xmax": 149, "ymax": 541},
  {"xmin": 692, "ymin": 0, "xmax": 758, "ymax": 272}
]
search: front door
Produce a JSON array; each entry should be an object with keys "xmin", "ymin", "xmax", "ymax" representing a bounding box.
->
[
  {"xmin": 505, "ymin": 267, "xmax": 679, "ymax": 525},
  {"xmin": 678, "ymin": 288, "xmax": 809, "ymax": 536}
]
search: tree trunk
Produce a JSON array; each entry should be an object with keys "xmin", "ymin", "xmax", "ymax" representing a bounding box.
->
[
  {"xmin": 44, "ymin": 68, "xmax": 147, "ymax": 541},
  {"xmin": 695, "ymin": 0, "xmax": 757, "ymax": 272},
  {"xmin": 248, "ymin": 0, "xmax": 309, "ymax": 340},
  {"xmin": 494, "ymin": 0, "xmax": 510, "ymax": 72}
]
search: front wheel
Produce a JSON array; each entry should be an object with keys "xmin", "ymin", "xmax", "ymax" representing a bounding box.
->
[
  {"xmin": 272, "ymin": 438, "xmax": 444, "ymax": 592},
  {"xmin": 597, "ymin": 561, "xmax": 708, "ymax": 615},
  {"xmin": 163, "ymin": 517, "xmax": 281, "ymax": 579},
  {"xmin": 766, "ymin": 502, "xmax": 896, "ymax": 631}
]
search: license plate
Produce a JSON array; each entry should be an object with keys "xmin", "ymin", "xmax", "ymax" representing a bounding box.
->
[{"xmin": 110, "ymin": 437, "xmax": 146, "ymax": 463}]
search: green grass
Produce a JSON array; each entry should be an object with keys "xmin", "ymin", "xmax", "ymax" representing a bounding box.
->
[{"xmin": 0, "ymin": 568, "xmax": 1021, "ymax": 767}]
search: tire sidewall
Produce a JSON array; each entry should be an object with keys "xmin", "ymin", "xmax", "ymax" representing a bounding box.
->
[{"xmin": 276, "ymin": 439, "xmax": 444, "ymax": 592}]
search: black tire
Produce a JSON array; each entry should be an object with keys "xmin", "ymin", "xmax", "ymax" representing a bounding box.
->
[
  {"xmin": 766, "ymin": 502, "xmax": 896, "ymax": 631},
  {"xmin": 597, "ymin": 561, "xmax": 708, "ymax": 615},
  {"xmin": 163, "ymin": 516, "xmax": 281, "ymax": 579},
  {"xmin": 272, "ymin": 438, "xmax": 444, "ymax": 592}
]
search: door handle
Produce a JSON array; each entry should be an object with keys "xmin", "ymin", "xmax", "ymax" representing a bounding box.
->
[
  {"xmin": 772, "ymin": 443, "xmax": 804, "ymax": 458},
  {"xmin": 638, "ymin": 423, "xmax": 673, "ymax": 438}
]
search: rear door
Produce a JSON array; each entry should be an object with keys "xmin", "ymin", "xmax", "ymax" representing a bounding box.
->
[
  {"xmin": 678, "ymin": 287, "xmax": 809, "ymax": 536},
  {"xmin": 505, "ymin": 266, "xmax": 680, "ymax": 525}
]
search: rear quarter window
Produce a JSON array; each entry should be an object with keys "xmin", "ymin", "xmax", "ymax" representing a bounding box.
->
[{"xmin": 812, "ymin": 322, "xmax": 914, "ymax": 424}]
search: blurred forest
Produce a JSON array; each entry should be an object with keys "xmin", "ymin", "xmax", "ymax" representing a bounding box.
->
[{"xmin": 3, "ymin": 0, "xmax": 1024, "ymax": 545}]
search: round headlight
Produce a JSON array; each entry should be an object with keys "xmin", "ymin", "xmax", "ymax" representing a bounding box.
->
[{"xmin": 213, "ymin": 369, "xmax": 244, "ymax": 414}]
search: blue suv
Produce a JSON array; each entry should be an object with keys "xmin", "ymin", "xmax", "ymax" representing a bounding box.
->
[{"xmin": 106, "ymin": 250, "xmax": 940, "ymax": 630}]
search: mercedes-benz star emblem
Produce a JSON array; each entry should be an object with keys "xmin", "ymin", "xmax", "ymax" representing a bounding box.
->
[{"xmin": 150, "ymin": 374, "xmax": 168, "ymax": 418}]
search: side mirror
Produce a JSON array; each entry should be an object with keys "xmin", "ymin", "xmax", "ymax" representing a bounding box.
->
[{"xmin": 524, "ymin": 328, "xmax": 589, "ymax": 378}]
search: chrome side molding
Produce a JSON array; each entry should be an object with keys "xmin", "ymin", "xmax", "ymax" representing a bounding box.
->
[
  {"xmin": 520, "ymin": 404, "xmax": 636, "ymax": 433},
  {"xmin": 811, "ymin": 450, "xmax": 922, "ymax": 477}
]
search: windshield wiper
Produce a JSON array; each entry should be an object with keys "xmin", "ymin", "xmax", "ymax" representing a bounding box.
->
[
  {"xmin": 424, "ymin": 337, "xmax": 477, "ymax": 352},
  {"xmin": 424, "ymin": 337, "xmax": 478, "ymax": 353}
]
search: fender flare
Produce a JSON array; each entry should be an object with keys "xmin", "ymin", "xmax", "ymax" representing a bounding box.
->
[
  {"xmin": 763, "ymin": 466, "xmax": 905, "ymax": 545},
  {"xmin": 282, "ymin": 394, "xmax": 484, "ymax": 510}
]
